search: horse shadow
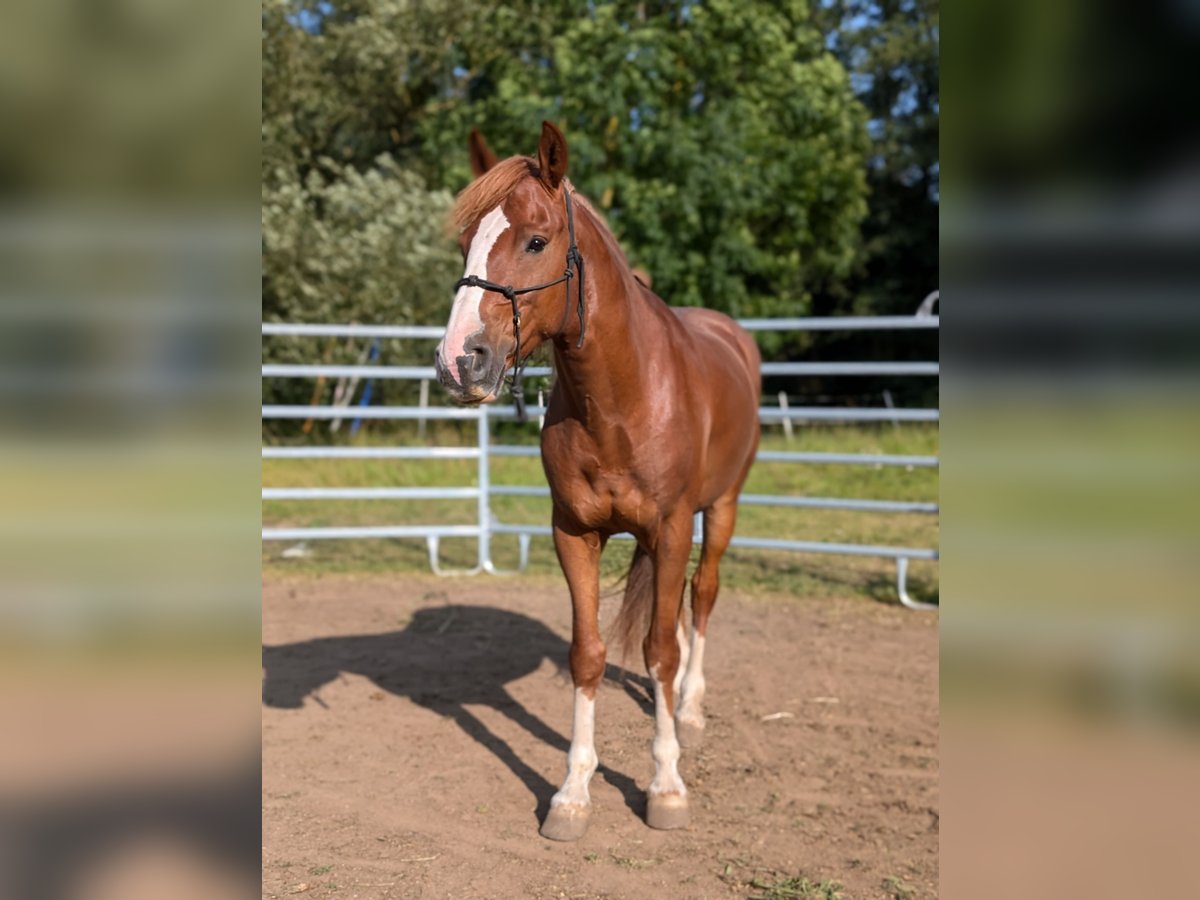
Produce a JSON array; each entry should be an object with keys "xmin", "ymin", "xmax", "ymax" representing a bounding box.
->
[{"xmin": 262, "ymin": 604, "xmax": 654, "ymax": 825}]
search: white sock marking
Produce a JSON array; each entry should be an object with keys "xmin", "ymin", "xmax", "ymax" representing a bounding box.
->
[
  {"xmin": 649, "ymin": 666, "xmax": 686, "ymax": 798},
  {"xmin": 678, "ymin": 632, "xmax": 706, "ymax": 728},
  {"xmin": 439, "ymin": 205, "xmax": 509, "ymax": 366},
  {"xmin": 673, "ymin": 619, "xmax": 690, "ymax": 696},
  {"xmin": 550, "ymin": 688, "xmax": 598, "ymax": 810}
]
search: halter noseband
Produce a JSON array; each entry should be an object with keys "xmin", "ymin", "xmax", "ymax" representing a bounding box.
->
[{"xmin": 453, "ymin": 188, "xmax": 586, "ymax": 421}]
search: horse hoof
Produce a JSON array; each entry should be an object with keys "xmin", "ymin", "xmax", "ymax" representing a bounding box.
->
[
  {"xmin": 540, "ymin": 804, "xmax": 592, "ymax": 842},
  {"xmin": 645, "ymin": 794, "xmax": 690, "ymax": 830},
  {"xmin": 676, "ymin": 719, "xmax": 705, "ymax": 749}
]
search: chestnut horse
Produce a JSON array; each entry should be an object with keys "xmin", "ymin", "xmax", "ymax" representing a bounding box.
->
[{"xmin": 435, "ymin": 122, "xmax": 760, "ymax": 841}]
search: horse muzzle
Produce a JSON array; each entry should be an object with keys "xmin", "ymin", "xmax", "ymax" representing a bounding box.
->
[{"xmin": 434, "ymin": 338, "xmax": 504, "ymax": 404}]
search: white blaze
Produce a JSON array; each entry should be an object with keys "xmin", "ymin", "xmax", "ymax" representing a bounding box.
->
[{"xmin": 440, "ymin": 205, "xmax": 510, "ymax": 367}]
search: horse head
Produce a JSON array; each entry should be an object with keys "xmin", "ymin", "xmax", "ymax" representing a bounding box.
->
[{"xmin": 435, "ymin": 121, "xmax": 579, "ymax": 404}]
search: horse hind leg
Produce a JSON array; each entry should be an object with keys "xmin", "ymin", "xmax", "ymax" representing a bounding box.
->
[
  {"xmin": 643, "ymin": 515, "xmax": 694, "ymax": 831},
  {"xmin": 676, "ymin": 495, "xmax": 738, "ymax": 749}
]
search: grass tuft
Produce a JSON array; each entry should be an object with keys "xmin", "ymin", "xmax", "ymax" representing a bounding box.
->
[
  {"xmin": 748, "ymin": 874, "xmax": 844, "ymax": 899},
  {"xmin": 609, "ymin": 850, "xmax": 660, "ymax": 869},
  {"xmin": 883, "ymin": 875, "xmax": 916, "ymax": 899}
]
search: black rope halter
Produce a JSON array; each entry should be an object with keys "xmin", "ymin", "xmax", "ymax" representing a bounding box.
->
[{"xmin": 453, "ymin": 189, "xmax": 586, "ymax": 421}]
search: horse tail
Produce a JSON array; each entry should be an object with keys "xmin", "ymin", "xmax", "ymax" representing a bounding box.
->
[{"xmin": 609, "ymin": 545, "xmax": 654, "ymax": 663}]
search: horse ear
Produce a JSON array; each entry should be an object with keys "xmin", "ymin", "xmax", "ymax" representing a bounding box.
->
[
  {"xmin": 468, "ymin": 128, "xmax": 499, "ymax": 177},
  {"xmin": 536, "ymin": 120, "xmax": 568, "ymax": 190}
]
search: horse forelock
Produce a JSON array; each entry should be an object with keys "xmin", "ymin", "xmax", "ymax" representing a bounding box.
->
[
  {"xmin": 451, "ymin": 158, "xmax": 613, "ymax": 234},
  {"xmin": 450, "ymin": 156, "xmax": 638, "ymax": 285},
  {"xmin": 450, "ymin": 156, "xmax": 538, "ymax": 233}
]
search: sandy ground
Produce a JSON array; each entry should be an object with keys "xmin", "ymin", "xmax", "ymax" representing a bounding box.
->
[{"xmin": 262, "ymin": 574, "xmax": 938, "ymax": 899}]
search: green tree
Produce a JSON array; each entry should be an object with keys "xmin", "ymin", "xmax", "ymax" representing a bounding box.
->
[
  {"xmin": 263, "ymin": 0, "xmax": 872, "ymax": 332},
  {"xmin": 262, "ymin": 0, "xmax": 464, "ymax": 343},
  {"xmin": 816, "ymin": 0, "xmax": 939, "ymax": 316},
  {"xmin": 418, "ymin": 0, "xmax": 871, "ymax": 320}
]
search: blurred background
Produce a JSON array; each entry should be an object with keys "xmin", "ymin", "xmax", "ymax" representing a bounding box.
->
[
  {"xmin": 942, "ymin": 1, "xmax": 1200, "ymax": 897},
  {"xmin": 0, "ymin": 0, "xmax": 260, "ymax": 898}
]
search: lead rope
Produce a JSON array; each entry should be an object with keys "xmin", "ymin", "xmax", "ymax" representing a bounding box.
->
[
  {"xmin": 455, "ymin": 188, "xmax": 585, "ymax": 423},
  {"xmin": 502, "ymin": 283, "xmax": 525, "ymax": 421}
]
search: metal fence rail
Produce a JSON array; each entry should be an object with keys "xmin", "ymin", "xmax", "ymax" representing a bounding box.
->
[{"xmin": 262, "ymin": 316, "xmax": 939, "ymax": 609}]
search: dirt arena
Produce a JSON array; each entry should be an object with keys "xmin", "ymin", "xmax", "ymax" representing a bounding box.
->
[{"xmin": 262, "ymin": 574, "xmax": 938, "ymax": 899}]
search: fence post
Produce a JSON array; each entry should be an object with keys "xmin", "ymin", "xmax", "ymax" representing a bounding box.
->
[
  {"xmin": 896, "ymin": 557, "xmax": 937, "ymax": 610},
  {"xmin": 882, "ymin": 389, "xmax": 899, "ymax": 430},
  {"xmin": 418, "ymin": 379, "xmax": 429, "ymax": 440},
  {"xmin": 477, "ymin": 405, "xmax": 491, "ymax": 571},
  {"xmin": 330, "ymin": 338, "xmax": 370, "ymax": 433},
  {"xmin": 778, "ymin": 391, "xmax": 793, "ymax": 444}
]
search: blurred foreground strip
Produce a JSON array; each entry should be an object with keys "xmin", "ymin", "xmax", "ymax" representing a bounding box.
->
[
  {"xmin": 0, "ymin": 0, "xmax": 257, "ymax": 893},
  {"xmin": 943, "ymin": 188, "xmax": 1200, "ymax": 896},
  {"xmin": 0, "ymin": 207, "xmax": 259, "ymax": 900}
]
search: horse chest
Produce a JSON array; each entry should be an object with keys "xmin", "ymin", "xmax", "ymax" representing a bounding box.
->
[
  {"xmin": 543, "ymin": 440, "xmax": 660, "ymax": 533},
  {"xmin": 553, "ymin": 467, "xmax": 654, "ymax": 529}
]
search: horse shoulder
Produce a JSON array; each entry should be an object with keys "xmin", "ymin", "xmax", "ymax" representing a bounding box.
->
[{"xmin": 670, "ymin": 307, "xmax": 760, "ymax": 397}]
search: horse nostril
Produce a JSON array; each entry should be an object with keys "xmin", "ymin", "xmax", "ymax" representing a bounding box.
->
[
  {"xmin": 459, "ymin": 339, "xmax": 493, "ymax": 380},
  {"xmin": 470, "ymin": 347, "xmax": 492, "ymax": 376}
]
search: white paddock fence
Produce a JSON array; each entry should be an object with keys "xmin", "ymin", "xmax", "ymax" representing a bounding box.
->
[{"xmin": 262, "ymin": 316, "xmax": 939, "ymax": 609}]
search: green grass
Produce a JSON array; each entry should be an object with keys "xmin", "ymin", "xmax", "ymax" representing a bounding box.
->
[
  {"xmin": 882, "ymin": 875, "xmax": 916, "ymax": 899},
  {"xmin": 263, "ymin": 423, "xmax": 938, "ymax": 602},
  {"xmin": 608, "ymin": 850, "xmax": 661, "ymax": 869},
  {"xmin": 748, "ymin": 874, "xmax": 845, "ymax": 900}
]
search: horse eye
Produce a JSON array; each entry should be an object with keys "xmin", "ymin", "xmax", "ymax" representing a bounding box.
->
[{"xmin": 526, "ymin": 237, "xmax": 547, "ymax": 253}]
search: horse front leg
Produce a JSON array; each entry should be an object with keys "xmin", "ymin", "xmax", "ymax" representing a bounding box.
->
[
  {"xmin": 539, "ymin": 512, "xmax": 606, "ymax": 842},
  {"xmin": 643, "ymin": 514, "xmax": 693, "ymax": 830}
]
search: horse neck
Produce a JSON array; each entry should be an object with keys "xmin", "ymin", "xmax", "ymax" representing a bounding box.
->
[{"xmin": 549, "ymin": 208, "xmax": 661, "ymax": 415}]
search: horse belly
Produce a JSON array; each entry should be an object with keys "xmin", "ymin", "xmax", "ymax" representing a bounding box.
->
[
  {"xmin": 698, "ymin": 419, "xmax": 758, "ymax": 506},
  {"xmin": 692, "ymin": 399, "xmax": 758, "ymax": 510},
  {"xmin": 674, "ymin": 308, "xmax": 761, "ymax": 508}
]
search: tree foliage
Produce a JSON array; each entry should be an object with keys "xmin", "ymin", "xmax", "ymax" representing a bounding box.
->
[
  {"xmin": 263, "ymin": 155, "xmax": 457, "ymax": 330},
  {"xmin": 817, "ymin": 0, "xmax": 939, "ymax": 316},
  {"xmin": 262, "ymin": 0, "xmax": 892, "ymax": 332},
  {"xmin": 416, "ymin": 0, "xmax": 870, "ymax": 318},
  {"xmin": 262, "ymin": 0, "xmax": 465, "ymax": 347}
]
